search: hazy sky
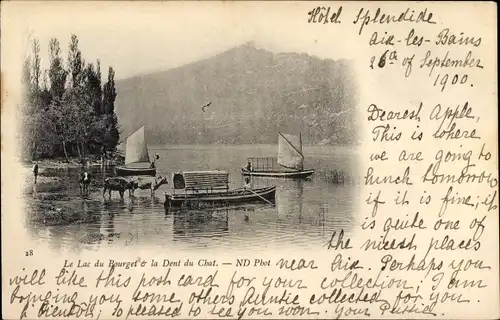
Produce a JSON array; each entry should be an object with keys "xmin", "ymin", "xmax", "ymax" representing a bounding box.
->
[{"xmin": 4, "ymin": 1, "xmax": 359, "ymax": 80}]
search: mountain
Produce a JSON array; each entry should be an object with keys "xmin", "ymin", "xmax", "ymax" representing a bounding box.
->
[{"xmin": 114, "ymin": 42, "xmax": 359, "ymax": 146}]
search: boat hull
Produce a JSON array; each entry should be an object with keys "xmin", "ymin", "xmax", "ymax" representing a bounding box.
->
[
  {"xmin": 165, "ymin": 186, "xmax": 276, "ymax": 207},
  {"xmin": 241, "ymin": 168, "xmax": 314, "ymax": 179},
  {"xmin": 115, "ymin": 166, "xmax": 156, "ymax": 177}
]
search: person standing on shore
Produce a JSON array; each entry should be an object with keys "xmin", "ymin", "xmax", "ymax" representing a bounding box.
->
[
  {"xmin": 33, "ymin": 161, "xmax": 39, "ymax": 184},
  {"xmin": 100, "ymin": 146, "xmax": 105, "ymax": 168}
]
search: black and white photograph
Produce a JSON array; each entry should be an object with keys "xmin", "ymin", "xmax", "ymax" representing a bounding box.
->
[{"xmin": 20, "ymin": 14, "xmax": 360, "ymax": 251}]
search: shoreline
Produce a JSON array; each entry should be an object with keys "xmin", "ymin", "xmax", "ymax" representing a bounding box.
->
[
  {"xmin": 22, "ymin": 158, "xmax": 108, "ymax": 186},
  {"xmin": 22, "ymin": 155, "xmax": 121, "ymax": 180},
  {"xmin": 24, "ymin": 155, "xmax": 120, "ymax": 169}
]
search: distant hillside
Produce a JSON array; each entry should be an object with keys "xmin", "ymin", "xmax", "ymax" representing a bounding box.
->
[{"xmin": 115, "ymin": 42, "xmax": 359, "ymax": 146}]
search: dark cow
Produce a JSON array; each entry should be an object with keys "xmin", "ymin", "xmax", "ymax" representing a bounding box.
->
[{"xmin": 103, "ymin": 177, "xmax": 135, "ymax": 199}]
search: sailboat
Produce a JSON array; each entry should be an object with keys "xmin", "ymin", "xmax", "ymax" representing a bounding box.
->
[
  {"xmin": 241, "ymin": 132, "xmax": 315, "ymax": 178},
  {"xmin": 115, "ymin": 126, "xmax": 156, "ymax": 177}
]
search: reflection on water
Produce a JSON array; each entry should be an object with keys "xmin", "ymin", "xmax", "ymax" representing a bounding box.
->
[
  {"xmin": 171, "ymin": 209, "xmax": 229, "ymax": 237},
  {"xmin": 25, "ymin": 144, "xmax": 359, "ymax": 252},
  {"xmin": 277, "ymin": 179, "xmax": 304, "ymax": 221}
]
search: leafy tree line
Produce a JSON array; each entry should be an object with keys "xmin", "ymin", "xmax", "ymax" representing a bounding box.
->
[{"xmin": 21, "ymin": 34, "xmax": 119, "ymax": 162}]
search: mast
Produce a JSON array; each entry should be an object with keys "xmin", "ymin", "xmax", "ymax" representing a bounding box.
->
[{"xmin": 300, "ymin": 132, "xmax": 302, "ymax": 153}]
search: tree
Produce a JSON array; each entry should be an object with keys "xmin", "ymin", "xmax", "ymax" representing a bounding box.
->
[
  {"xmin": 21, "ymin": 56, "xmax": 33, "ymax": 159},
  {"xmin": 21, "ymin": 34, "xmax": 120, "ymax": 160},
  {"xmin": 31, "ymin": 39, "xmax": 41, "ymax": 90},
  {"xmin": 48, "ymin": 38, "xmax": 67, "ymax": 101},
  {"xmin": 21, "ymin": 39, "xmax": 45, "ymax": 160},
  {"xmin": 102, "ymin": 67, "xmax": 116, "ymax": 114},
  {"xmin": 79, "ymin": 60, "xmax": 105, "ymax": 154},
  {"xmin": 85, "ymin": 61, "xmax": 103, "ymax": 115},
  {"xmin": 102, "ymin": 67, "xmax": 119, "ymax": 149},
  {"xmin": 46, "ymin": 38, "xmax": 70, "ymax": 159},
  {"xmin": 21, "ymin": 56, "xmax": 32, "ymax": 107},
  {"xmin": 68, "ymin": 34, "xmax": 83, "ymax": 88},
  {"xmin": 63, "ymin": 87, "xmax": 95, "ymax": 157}
]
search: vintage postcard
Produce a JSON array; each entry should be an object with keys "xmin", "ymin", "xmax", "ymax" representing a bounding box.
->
[{"xmin": 1, "ymin": 1, "xmax": 498, "ymax": 319}]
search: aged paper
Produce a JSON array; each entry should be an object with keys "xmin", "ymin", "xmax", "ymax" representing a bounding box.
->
[{"xmin": 1, "ymin": 1, "xmax": 498, "ymax": 319}]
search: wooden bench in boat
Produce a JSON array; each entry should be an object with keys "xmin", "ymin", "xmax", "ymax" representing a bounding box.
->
[{"xmin": 172, "ymin": 170, "xmax": 229, "ymax": 194}]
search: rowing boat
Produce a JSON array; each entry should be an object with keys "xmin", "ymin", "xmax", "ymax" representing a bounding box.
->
[
  {"xmin": 166, "ymin": 186, "xmax": 277, "ymax": 207},
  {"xmin": 241, "ymin": 168, "xmax": 314, "ymax": 178},
  {"xmin": 164, "ymin": 170, "xmax": 276, "ymax": 207},
  {"xmin": 115, "ymin": 166, "xmax": 155, "ymax": 176}
]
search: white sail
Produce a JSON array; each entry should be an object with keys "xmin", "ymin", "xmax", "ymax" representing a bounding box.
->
[
  {"xmin": 125, "ymin": 126, "xmax": 150, "ymax": 165},
  {"xmin": 277, "ymin": 132, "xmax": 304, "ymax": 170}
]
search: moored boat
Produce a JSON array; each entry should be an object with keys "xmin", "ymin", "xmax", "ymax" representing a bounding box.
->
[
  {"xmin": 165, "ymin": 170, "xmax": 276, "ymax": 207},
  {"xmin": 115, "ymin": 166, "xmax": 155, "ymax": 176},
  {"xmin": 241, "ymin": 168, "xmax": 314, "ymax": 178},
  {"xmin": 115, "ymin": 126, "xmax": 157, "ymax": 177},
  {"xmin": 242, "ymin": 132, "xmax": 315, "ymax": 179}
]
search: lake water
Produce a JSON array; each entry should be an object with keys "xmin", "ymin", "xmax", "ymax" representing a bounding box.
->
[{"xmin": 26, "ymin": 144, "xmax": 360, "ymax": 252}]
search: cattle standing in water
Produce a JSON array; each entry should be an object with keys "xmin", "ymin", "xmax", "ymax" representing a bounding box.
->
[
  {"xmin": 103, "ymin": 177, "xmax": 136, "ymax": 199},
  {"xmin": 129, "ymin": 176, "xmax": 168, "ymax": 196},
  {"xmin": 79, "ymin": 171, "xmax": 91, "ymax": 196}
]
